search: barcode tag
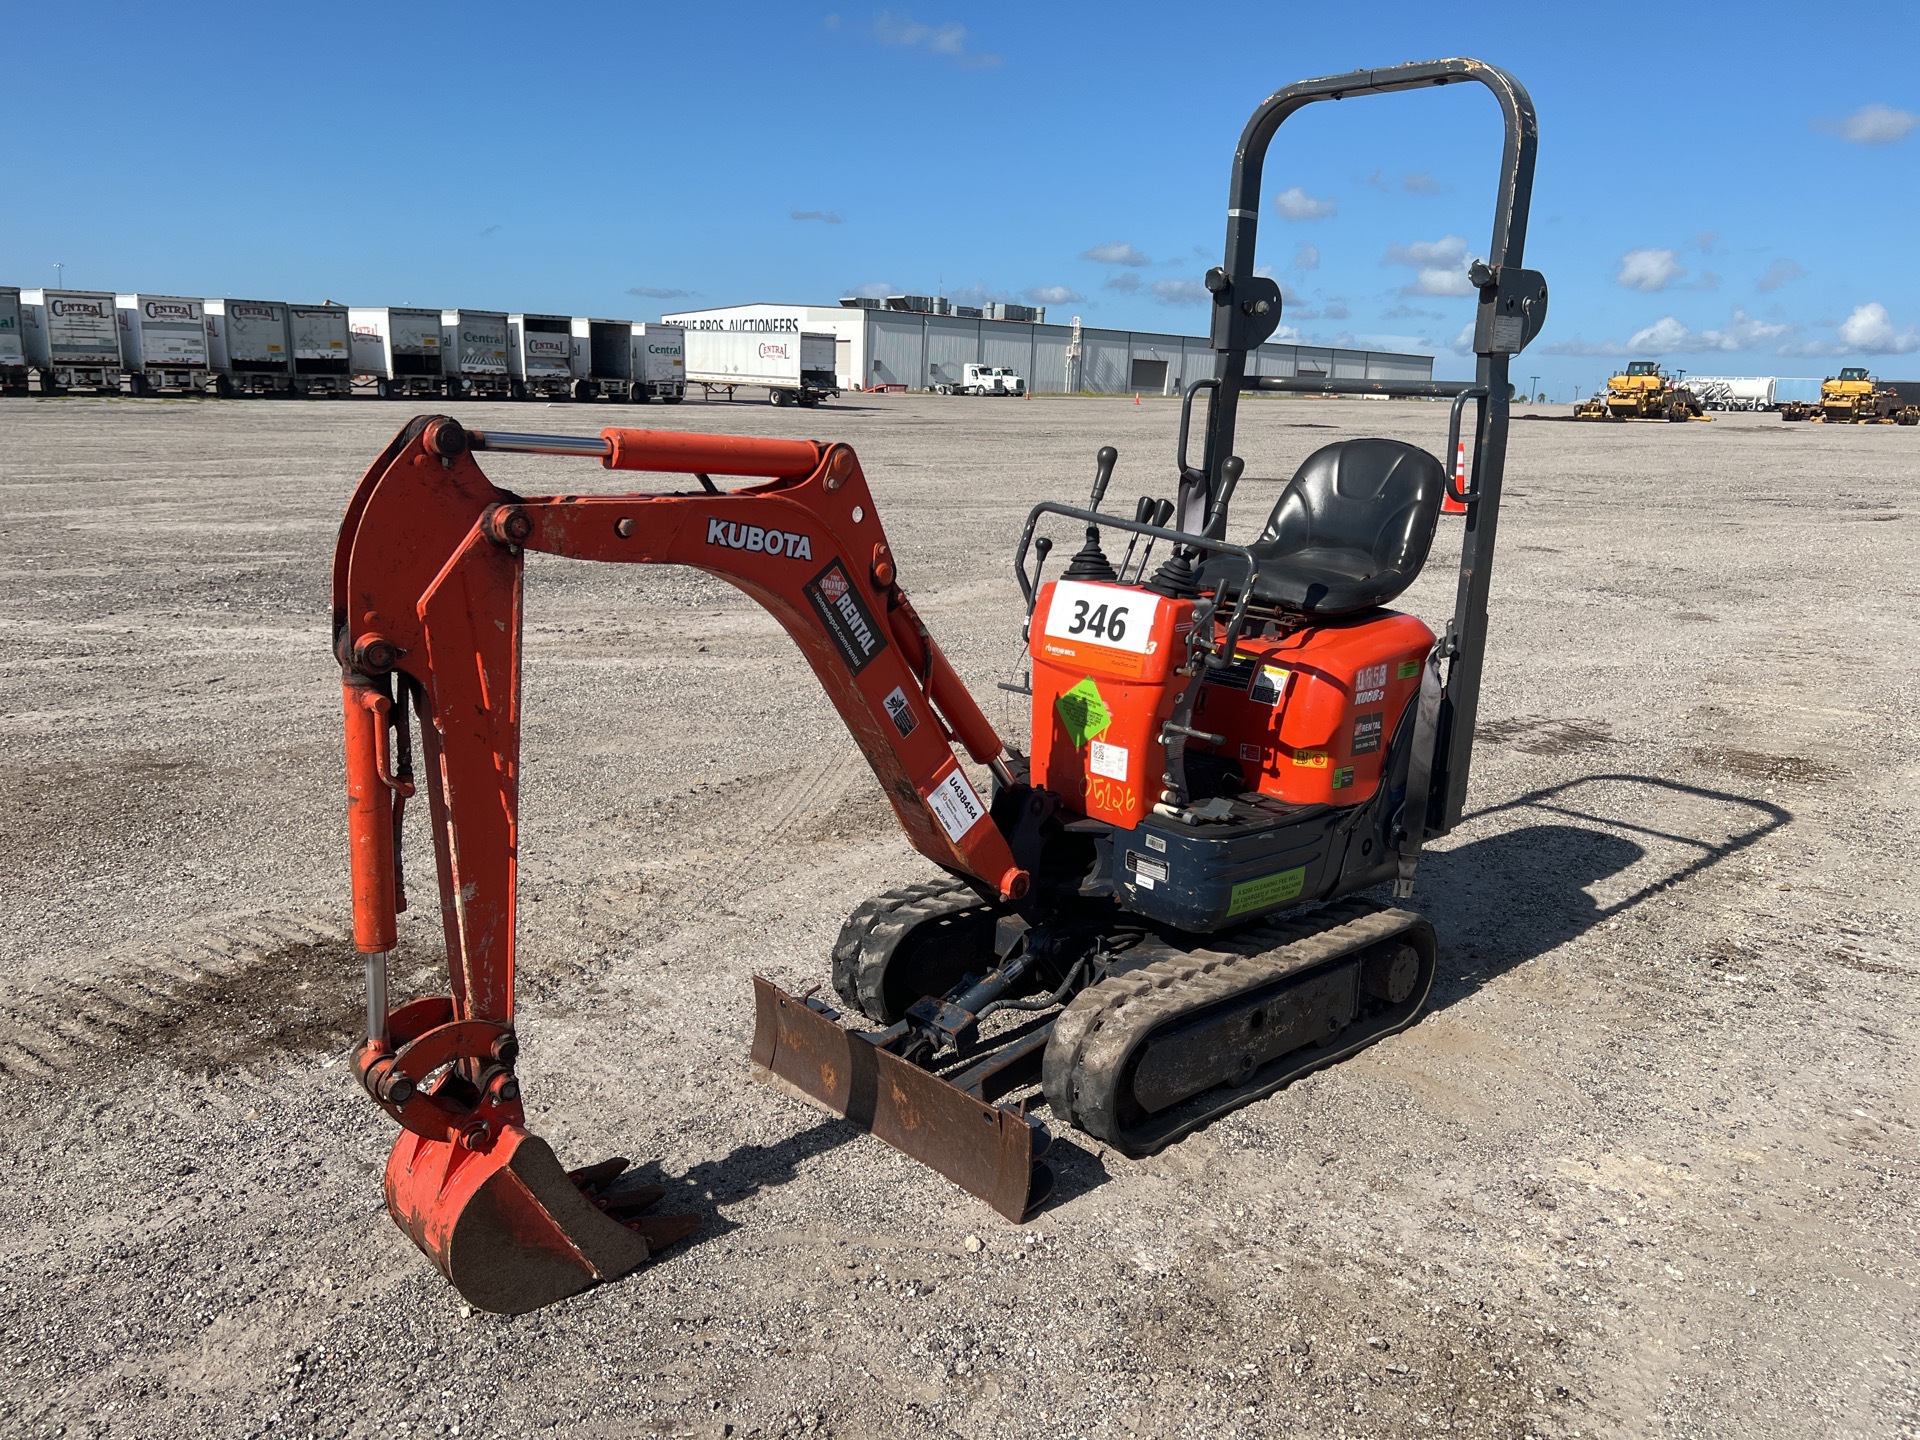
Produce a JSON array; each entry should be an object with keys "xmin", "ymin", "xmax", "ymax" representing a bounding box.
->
[{"xmin": 927, "ymin": 767, "xmax": 987, "ymax": 843}]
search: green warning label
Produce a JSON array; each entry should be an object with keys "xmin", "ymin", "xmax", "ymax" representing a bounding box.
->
[
  {"xmin": 1227, "ymin": 866, "xmax": 1306, "ymax": 917},
  {"xmin": 1397, "ymin": 659, "xmax": 1421, "ymax": 680},
  {"xmin": 1055, "ymin": 677, "xmax": 1113, "ymax": 748}
]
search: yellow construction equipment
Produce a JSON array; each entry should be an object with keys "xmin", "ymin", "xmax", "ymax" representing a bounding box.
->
[
  {"xmin": 1805, "ymin": 367, "xmax": 1920, "ymax": 425},
  {"xmin": 1572, "ymin": 360, "xmax": 1705, "ymax": 422}
]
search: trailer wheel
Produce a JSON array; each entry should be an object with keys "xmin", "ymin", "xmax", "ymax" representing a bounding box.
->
[
  {"xmin": 630, "ymin": 387, "xmax": 652, "ymax": 404},
  {"xmin": 769, "ymin": 389, "xmax": 787, "ymax": 406},
  {"xmin": 662, "ymin": 394, "xmax": 683, "ymax": 405},
  {"xmin": 125, "ymin": 373, "xmax": 148, "ymax": 397}
]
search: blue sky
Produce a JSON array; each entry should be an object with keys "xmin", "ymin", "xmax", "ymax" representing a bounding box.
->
[{"xmin": 7, "ymin": 4, "xmax": 1917, "ymax": 396}]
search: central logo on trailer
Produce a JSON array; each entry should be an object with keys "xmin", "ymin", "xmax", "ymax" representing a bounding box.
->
[{"xmin": 706, "ymin": 517, "xmax": 814, "ymax": 560}]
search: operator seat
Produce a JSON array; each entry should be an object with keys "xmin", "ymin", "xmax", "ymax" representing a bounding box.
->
[{"xmin": 1199, "ymin": 437, "xmax": 1446, "ymax": 617}]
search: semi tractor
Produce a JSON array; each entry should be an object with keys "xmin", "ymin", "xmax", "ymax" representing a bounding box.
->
[
  {"xmin": 349, "ymin": 307, "xmax": 445, "ymax": 399},
  {"xmin": 206, "ymin": 298, "xmax": 293, "ymax": 396},
  {"xmin": 508, "ymin": 313, "xmax": 577, "ymax": 400},
  {"xmin": 21, "ymin": 289, "xmax": 123, "ymax": 393},
  {"xmin": 683, "ymin": 328, "xmax": 836, "ymax": 406},
  {"xmin": 115, "ymin": 294, "xmax": 211, "ymax": 394}
]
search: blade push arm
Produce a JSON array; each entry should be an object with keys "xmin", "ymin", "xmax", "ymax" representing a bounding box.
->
[{"xmin": 333, "ymin": 416, "xmax": 1026, "ymax": 1144}]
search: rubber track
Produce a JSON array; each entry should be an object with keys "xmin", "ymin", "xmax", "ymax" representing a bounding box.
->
[
  {"xmin": 829, "ymin": 877, "xmax": 996, "ymax": 1022},
  {"xmin": 1042, "ymin": 898, "xmax": 1432, "ymax": 1155}
]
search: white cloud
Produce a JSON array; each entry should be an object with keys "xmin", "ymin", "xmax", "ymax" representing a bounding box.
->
[
  {"xmin": 1452, "ymin": 321, "xmax": 1476, "ymax": 356},
  {"xmin": 1624, "ymin": 308, "xmax": 1793, "ymax": 354},
  {"xmin": 1382, "ymin": 235, "xmax": 1475, "ymax": 296},
  {"xmin": 1103, "ymin": 273, "xmax": 1140, "ymax": 294},
  {"xmin": 1836, "ymin": 302, "xmax": 1920, "ymax": 353},
  {"xmin": 628, "ymin": 285, "xmax": 694, "ymax": 299},
  {"xmin": 1151, "ymin": 278, "xmax": 1208, "ymax": 305},
  {"xmin": 1616, "ymin": 248, "xmax": 1685, "ymax": 293},
  {"xmin": 790, "ymin": 209, "xmax": 842, "ymax": 224},
  {"xmin": 1402, "ymin": 172, "xmax": 1446, "ymax": 195},
  {"xmin": 1321, "ymin": 299, "xmax": 1349, "ymax": 321},
  {"xmin": 1815, "ymin": 103, "xmax": 1918, "ymax": 146},
  {"xmin": 1082, "ymin": 242, "xmax": 1149, "ymax": 266},
  {"xmin": 873, "ymin": 12, "xmax": 1001, "ymax": 68},
  {"xmin": 1293, "ymin": 243, "xmax": 1319, "ymax": 271},
  {"xmin": 1027, "ymin": 285, "xmax": 1084, "ymax": 305},
  {"xmin": 1273, "ymin": 186, "xmax": 1336, "ymax": 221},
  {"xmin": 1756, "ymin": 258, "xmax": 1803, "ymax": 293},
  {"xmin": 845, "ymin": 280, "xmax": 892, "ymax": 299}
]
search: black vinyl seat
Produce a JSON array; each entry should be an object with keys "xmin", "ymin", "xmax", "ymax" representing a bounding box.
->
[{"xmin": 1199, "ymin": 437, "xmax": 1446, "ymax": 617}]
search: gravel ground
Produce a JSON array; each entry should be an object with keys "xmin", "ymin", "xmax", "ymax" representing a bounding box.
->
[{"xmin": 0, "ymin": 392, "xmax": 1913, "ymax": 1440}]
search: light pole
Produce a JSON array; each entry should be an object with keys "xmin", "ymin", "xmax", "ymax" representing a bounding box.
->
[
  {"xmin": 1528, "ymin": 374, "xmax": 1539, "ymax": 403},
  {"xmin": 53, "ymin": 262, "xmax": 64, "ymax": 290}
]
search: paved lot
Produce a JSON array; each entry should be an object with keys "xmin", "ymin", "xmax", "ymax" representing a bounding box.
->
[{"xmin": 0, "ymin": 392, "xmax": 1914, "ymax": 1440}]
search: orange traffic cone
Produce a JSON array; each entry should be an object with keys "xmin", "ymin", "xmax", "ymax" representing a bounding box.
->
[
  {"xmin": 1442, "ymin": 439, "xmax": 1469, "ymax": 515},
  {"xmin": 1133, "ymin": 394, "xmax": 1141, "ymax": 406}
]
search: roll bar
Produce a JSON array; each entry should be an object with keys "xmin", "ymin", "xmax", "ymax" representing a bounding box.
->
[{"xmin": 1184, "ymin": 57, "xmax": 1550, "ymax": 835}]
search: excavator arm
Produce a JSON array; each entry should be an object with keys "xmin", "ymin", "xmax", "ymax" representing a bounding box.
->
[{"xmin": 333, "ymin": 416, "xmax": 1026, "ymax": 1312}]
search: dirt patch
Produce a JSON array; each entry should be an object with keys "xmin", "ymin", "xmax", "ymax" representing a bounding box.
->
[
  {"xmin": 1683, "ymin": 745, "xmax": 1843, "ymax": 787},
  {"xmin": 1478, "ymin": 717, "xmax": 1615, "ymax": 755}
]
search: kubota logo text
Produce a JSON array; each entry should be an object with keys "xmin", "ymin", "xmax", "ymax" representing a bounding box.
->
[{"xmin": 706, "ymin": 517, "xmax": 813, "ymax": 561}]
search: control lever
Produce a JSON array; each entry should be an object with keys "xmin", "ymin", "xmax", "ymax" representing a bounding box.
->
[
  {"xmin": 1061, "ymin": 446, "xmax": 1120, "ymax": 582},
  {"xmin": 1022, "ymin": 535, "xmax": 1054, "ymax": 632},
  {"xmin": 1116, "ymin": 495, "xmax": 1155, "ymax": 578},
  {"xmin": 1203, "ymin": 456, "xmax": 1245, "ymax": 540},
  {"xmin": 1131, "ymin": 498, "xmax": 1176, "ymax": 580},
  {"xmin": 1087, "ymin": 445, "xmax": 1118, "ymax": 512}
]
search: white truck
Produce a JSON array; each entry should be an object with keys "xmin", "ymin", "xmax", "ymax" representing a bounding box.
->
[
  {"xmin": 21, "ymin": 289, "xmax": 123, "ymax": 393},
  {"xmin": 441, "ymin": 309, "xmax": 511, "ymax": 399},
  {"xmin": 349, "ymin": 307, "xmax": 445, "ymax": 399},
  {"xmin": 629, "ymin": 323, "xmax": 686, "ymax": 403},
  {"xmin": 683, "ymin": 328, "xmax": 837, "ymax": 406},
  {"xmin": 205, "ymin": 298, "xmax": 293, "ymax": 396},
  {"xmin": 508, "ymin": 313, "xmax": 578, "ymax": 400},
  {"xmin": 935, "ymin": 362, "xmax": 1027, "ymax": 397},
  {"xmin": 115, "ymin": 294, "xmax": 211, "ymax": 394},
  {"xmin": 0, "ymin": 288, "xmax": 26, "ymax": 392},
  {"xmin": 288, "ymin": 304, "xmax": 353, "ymax": 397}
]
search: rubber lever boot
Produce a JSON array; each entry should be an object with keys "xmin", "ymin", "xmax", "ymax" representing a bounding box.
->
[
  {"xmin": 1152, "ymin": 457, "xmax": 1243, "ymax": 597},
  {"xmin": 1061, "ymin": 446, "xmax": 1120, "ymax": 582}
]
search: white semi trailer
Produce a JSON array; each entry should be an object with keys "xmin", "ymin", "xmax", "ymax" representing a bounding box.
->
[
  {"xmin": 683, "ymin": 328, "xmax": 836, "ymax": 406},
  {"xmin": 205, "ymin": 298, "xmax": 293, "ymax": 396},
  {"xmin": 571, "ymin": 317, "xmax": 635, "ymax": 400},
  {"xmin": 1683, "ymin": 375, "xmax": 1776, "ymax": 412},
  {"xmin": 115, "ymin": 294, "xmax": 211, "ymax": 395},
  {"xmin": 441, "ymin": 309, "xmax": 510, "ymax": 399},
  {"xmin": 508, "ymin": 313, "xmax": 577, "ymax": 400},
  {"xmin": 0, "ymin": 287, "xmax": 27, "ymax": 392},
  {"xmin": 288, "ymin": 304, "xmax": 353, "ymax": 397},
  {"xmin": 630, "ymin": 323, "xmax": 686, "ymax": 403},
  {"xmin": 21, "ymin": 289, "xmax": 123, "ymax": 393},
  {"xmin": 349, "ymin": 307, "xmax": 445, "ymax": 399}
]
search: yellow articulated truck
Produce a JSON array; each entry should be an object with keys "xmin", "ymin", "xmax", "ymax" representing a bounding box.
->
[
  {"xmin": 1786, "ymin": 367, "xmax": 1920, "ymax": 425},
  {"xmin": 1573, "ymin": 360, "xmax": 1706, "ymax": 421}
]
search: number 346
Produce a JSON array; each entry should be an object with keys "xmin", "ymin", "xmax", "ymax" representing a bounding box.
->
[{"xmin": 1068, "ymin": 600, "xmax": 1129, "ymax": 643}]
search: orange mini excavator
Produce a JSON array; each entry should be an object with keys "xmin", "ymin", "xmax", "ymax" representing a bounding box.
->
[{"xmin": 332, "ymin": 58, "xmax": 1546, "ymax": 1312}]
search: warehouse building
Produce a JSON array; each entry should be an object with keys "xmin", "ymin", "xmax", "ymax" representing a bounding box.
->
[{"xmin": 660, "ymin": 299, "xmax": 1434, "ymax": 396}]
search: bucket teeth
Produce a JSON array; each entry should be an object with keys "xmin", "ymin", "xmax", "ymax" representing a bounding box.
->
[{"xmin": 384, "ymin": 1125, "xmax": 698, "ymax": 1315}]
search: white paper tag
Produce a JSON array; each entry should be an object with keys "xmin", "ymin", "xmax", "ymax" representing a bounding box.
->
[
  {"xmin": 1089, "ymin": 739, "xmax": 1130, "ymax": 781},
  {"xmin": 1042, "ymin": 581, "xmax": 1157, "ymax": 654},
  {"xmin": 927, "ymin": 767, "xmax": 987, "ymax": 843}
]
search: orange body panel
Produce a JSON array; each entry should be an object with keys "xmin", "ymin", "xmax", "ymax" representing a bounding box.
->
[
  {"xmin": 1028, "ymin": 578, "xmax": 1194, "ymax": 828},
  {"xmin": 1191, "ymin": 613, "xmax": 1434, "ymax": 806}
]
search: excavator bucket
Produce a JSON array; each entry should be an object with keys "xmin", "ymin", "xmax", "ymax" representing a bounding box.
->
[
  {"xmin": 384, "ymin": 1126, "xmax": 698, "ymax": 1315},
  {"xmin": 749, "ymin": 978, "xmax": 1053, "ymax": 1222}
]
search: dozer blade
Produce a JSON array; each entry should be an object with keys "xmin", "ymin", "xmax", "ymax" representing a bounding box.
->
[
  {"xmin": 750, "ymin": 977, "xmax": 1052, "ymax": 1222},
  {"xmin": 384, "ymin": 1125, "xmax": 696, "ymax": 1315}
]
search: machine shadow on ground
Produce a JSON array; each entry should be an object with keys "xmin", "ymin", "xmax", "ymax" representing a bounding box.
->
[{"xmin": 1415, "ymin": 774, "xmax": 1790, "ymax": 1009}]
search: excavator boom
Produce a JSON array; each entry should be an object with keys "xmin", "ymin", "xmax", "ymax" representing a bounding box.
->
[{"xmin": 334, "ymin": 417, "xmax": 1030, "ymax": 1310}]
